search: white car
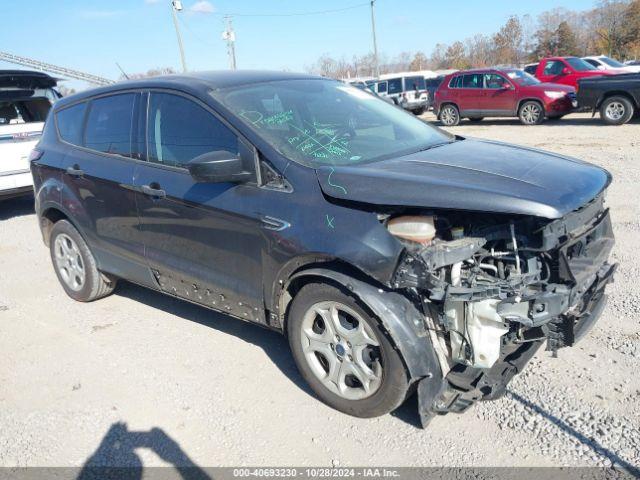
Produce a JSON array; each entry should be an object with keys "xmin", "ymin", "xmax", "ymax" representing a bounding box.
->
[
  {"xmin": 371, "ymin": 73, "xmax": 429, "ymax": 115},
  {"xmin": 0, "ymin": 70, "xmax": 59, "ymax": 199},
  {"xmin": 582, "ymin": 56, "xmax": 640, "ymax": 73}
]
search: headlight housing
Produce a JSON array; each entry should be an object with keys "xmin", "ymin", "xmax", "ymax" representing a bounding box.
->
[{"xmin": 544, "ymin": 91, "xmax": 566, "ymax": 99}]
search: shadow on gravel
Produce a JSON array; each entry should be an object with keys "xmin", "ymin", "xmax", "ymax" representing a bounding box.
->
[
  {"xmin": 508, "ymin": 390, "xmax": 640, "ymax": 476},
  {"xmin": 115, "ymin": 282, "xmax": 315, "ymax": 399},
  {"xmin": 0, "ymin": 194, "xmax": 34, "ymax": 221},
  {"xmin": 78, "ymin": 422, "xmax": 210, "ymax": 479}
]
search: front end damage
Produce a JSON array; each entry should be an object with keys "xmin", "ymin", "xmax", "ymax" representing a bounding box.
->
[{"xmin": 386, "ymin": 194, "xmax": 616, "ymax": 426}]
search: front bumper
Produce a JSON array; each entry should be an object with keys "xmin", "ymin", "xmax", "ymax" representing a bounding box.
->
[{"xmin": 417, "ymin": 202, "xmax": 616, "ymax": 427}]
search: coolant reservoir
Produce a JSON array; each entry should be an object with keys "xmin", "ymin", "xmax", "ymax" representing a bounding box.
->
[
  {"xmin": 387, "ymin": 216, "xmax": 436, "ymax": 245},
  {"xmin": 465, "ymin": 299, "xmax": 510, "ymax": 369}
]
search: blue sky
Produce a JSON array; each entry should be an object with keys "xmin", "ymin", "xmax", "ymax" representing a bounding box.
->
[{"xmin": 2, "ymin": 0, "xmax": 596, "ymax": 88}]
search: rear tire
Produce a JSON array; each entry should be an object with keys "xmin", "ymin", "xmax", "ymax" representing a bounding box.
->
[
  {"xmin": 518, "ymin": 101, "xmax": 544, "ymax": 125},
  {"xmin": 49, "ymin": 220, "xmax": 116, "ymax": 302},
  {"xmin": 600, "ymin": 96, "xmax": 634, "ymax": 125},
  {"xmin": 412, "ymin": 107, "xmax": 426, "ymax": 116},
  {"xmin": 287, "ymin": 283, "xmax": 409, "ymax": 418},
  {"xmin": 439, "ymin": 104, "xmax": 460, "ymax": 126}
]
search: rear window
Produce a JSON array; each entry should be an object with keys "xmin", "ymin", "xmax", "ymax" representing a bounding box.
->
[
  {"xmin": 56, "ymin": 102, "xmax": 87, "ymax": 145},
  {"xmin": 0, "ymin": 98, "xmax": 50, "ymax": 125},
  {"xmin": 448, "ymin": 76, "xmax": 462, "ymax": 88},
  {"xmin": 84, "ymin": 94, "xmax": 135, "ymax": 157},
  {"xmin": 405, "ymin": 76, "xmax": 426, "ymax": 90}
]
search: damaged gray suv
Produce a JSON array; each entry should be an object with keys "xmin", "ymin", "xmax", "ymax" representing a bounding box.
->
[{"xmin": 32, "ymin": 71, "xmax": 615, "ymax": 426}]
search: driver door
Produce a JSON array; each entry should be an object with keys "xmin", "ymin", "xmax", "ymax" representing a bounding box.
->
[{"xmin": 134, "ymin": 91, "xmax": 267, "ymax": 321}]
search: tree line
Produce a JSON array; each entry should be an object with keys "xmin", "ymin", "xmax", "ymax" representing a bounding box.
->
[{"xmin": 306, "ymin": 0, "xmax": 640, "ymax": 78}]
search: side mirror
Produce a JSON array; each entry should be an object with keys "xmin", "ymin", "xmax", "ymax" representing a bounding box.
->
[
  {"xmin": 187, "ymin": 150, "xmax": 252, "ymax": 183},
  {"xmin": 561, "ymin": 67, "xmax": 571, "ymax": 75}
]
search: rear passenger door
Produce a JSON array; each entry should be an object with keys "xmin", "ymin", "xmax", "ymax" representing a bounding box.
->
[
  {"xmin": 59, "ymin": 92, "xmax": 150, "ymax": 285},
  {"xmin": 457, "ymin": 73, "xmax": 485, "ymax": 115},
  {"xmin": 134, "ymin": 91, "xmax": 267, "ymax": 322}
]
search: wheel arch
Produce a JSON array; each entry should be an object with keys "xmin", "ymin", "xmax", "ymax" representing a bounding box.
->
[
  {"xmin": 438, "ymin": 101, "xmax": 459, "ymax": 116},
  {"xmin": 39, "ymin": 205, "xmax": 75, "ymax": 247},
  {"xmin": 597, "ymin": 91, "xmax": 638, "ymax": 109},
  {"xmin": 517, "ymin": 97, "xmax": 545, "ymax": 115},
  {"xmin": 280, "ymin": 266, "xmax": 443, "ymax": 383}
]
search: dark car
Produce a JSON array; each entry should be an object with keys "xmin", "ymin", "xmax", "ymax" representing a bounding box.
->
[
  {"xmin": 577, "ymin": 73, "xmax": 640, "ymax": 125},
  {"xmin": 434, "ymin": 68, "xmax": 576, "ymax": 125},
  {"xmin": 31, "ymin": 71, "xmax": 616, "ymax": 426}
]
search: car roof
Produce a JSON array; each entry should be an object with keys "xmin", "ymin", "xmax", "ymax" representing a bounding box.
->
[{"xmin": 54, "ymin": 70, "xmax": 323, "ymax": 108}]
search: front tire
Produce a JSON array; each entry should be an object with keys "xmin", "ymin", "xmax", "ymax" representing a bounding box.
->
[
  {"xmin": 600, "ymin": 96, "xmax": 634, "ymax": 125},
  {"xmin": 287, "ymin": 283, "xmax": 409, "ymax": 418},
  {"xmin": 518, "ymin": 101, "xmax": 544, "ymax": 125},
  {"xmin": 439, "ymin": 104, "xmax": 460, "ymax": 126},
  {"xmin": 49, "ymin": 220, "xmax": 116, "ymax": 302}
]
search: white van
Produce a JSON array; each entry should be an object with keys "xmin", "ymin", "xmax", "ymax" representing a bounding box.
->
[
  {"xmin": 370, "ymin": 72, "xmax": 429, "ymax": 115},
  {"xmin": 0, "ymin": 71, "xmax": 59, "ymax": 199}
]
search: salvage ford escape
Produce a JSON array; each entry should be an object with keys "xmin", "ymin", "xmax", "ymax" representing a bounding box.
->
[{"xmin": 31, "ymin": 71, "xmax": 615, "ymax": 426}]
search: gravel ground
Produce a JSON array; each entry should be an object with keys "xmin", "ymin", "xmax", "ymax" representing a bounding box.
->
[{"xmin": 0, "ymin": 112, "xmax": 638, "ymax": 470}]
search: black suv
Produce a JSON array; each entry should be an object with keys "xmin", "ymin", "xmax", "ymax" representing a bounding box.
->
[{"xmin": 31, "ymin": 71, "xmax": 616, "ymax": 426}]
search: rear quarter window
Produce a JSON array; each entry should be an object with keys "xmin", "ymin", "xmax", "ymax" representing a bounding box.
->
[
  {"xmin": 84, "ymin": 93, "xmax": 135, "ymax": 157},
  {"xmin": 56, "ymin": 102, "xmax": 87, "ymax": 145}
]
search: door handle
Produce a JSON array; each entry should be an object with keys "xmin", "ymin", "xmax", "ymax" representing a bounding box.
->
[
  {"xmin": 66, "ymin": 165, "xmax": 84, "ymax": 177},
  {"xmin": 141, "ymin": 184, "xmax": 166, "ymax": 199}
]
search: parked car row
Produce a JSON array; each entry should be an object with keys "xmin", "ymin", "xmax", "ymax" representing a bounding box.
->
[{"xmin": 436, "ymin": 56, "xmax": 638, "ymax": 126}]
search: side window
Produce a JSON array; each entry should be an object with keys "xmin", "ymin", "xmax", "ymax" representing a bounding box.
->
[
  {"xmin": 585, "ymin": 59, "xmax": 599, "ymax": 68},
  {"xmin": 147, "ymin": 93, "xmax": 238, "ymax": 168},
  {"xmin": 462, "ymin": 74, "xmax": 482, "ymax": 88},
  {"xmin": 56, "ymin": 102, "xmax": 86, "ymax": 146},
  {"xmin": 387, "ymin": 78, "xmax": 402, "ymax": 94},
  {"xmin": 377, "ymin": 82, "xmax": 387, "ymax": 93},
  {"xmin": 543, "ymin": 61, "xmax": 564, "ymax": 76},
  {"xmin": 448, "ymin": 76, "xmax": 461, "ymax": 88},
  {"xmin": 484, "ymin": 73, "xmax": 508, "ymax": 89},
  {"xmin": 84, "ymin": 94, "xmax": 135, "ymax": 156}
]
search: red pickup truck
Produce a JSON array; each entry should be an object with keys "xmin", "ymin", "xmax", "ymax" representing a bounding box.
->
[{"xmin": 524, "ymin": 57, "xmax": 622, "ymax": 89}]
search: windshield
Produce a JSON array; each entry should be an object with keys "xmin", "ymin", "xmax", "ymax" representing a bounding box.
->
[
  {"xmin": 565, "ymin": 57, "xmax": 597, "ymax": 71},
  {"xmin": 505, "ymin": 70, "xmax": 540, "ymax": 86},
  {"xmin": 599, "ymin": 56, "xmax": 624, "ymax": 68},
  {"xmin": 210, "ymin": 79, "xmax": 451, "ymax": 167}
]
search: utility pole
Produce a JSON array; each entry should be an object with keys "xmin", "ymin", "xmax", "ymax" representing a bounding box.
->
[
  {"xmin": 370, "ymin": 0, "xmax": 380, "ymax": 78},
  {"xmin": 222, "ymin": 16, "xmax": 237, "ymax": 70},
  {"xmin": 171, "ymin": 0, "xmax": 188, "ymax": 72}
]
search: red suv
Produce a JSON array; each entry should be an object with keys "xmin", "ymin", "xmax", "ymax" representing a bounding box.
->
[{"xmin": 434, "ymin": 68, "xmax": 577, "ymax": 126}]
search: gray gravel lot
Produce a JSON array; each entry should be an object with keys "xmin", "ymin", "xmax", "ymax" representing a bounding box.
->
[{"xmin": 0, "ymin": 112, "xmax": 638, "ymax": 469}]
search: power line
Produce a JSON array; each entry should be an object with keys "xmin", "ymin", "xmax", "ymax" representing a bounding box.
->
[{"xmin": 210, "ymin": 2, "xmax": 370, "ymax": 18}]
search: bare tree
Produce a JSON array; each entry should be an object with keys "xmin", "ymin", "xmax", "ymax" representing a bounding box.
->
[
  {"xmin": 493, "ymin": 16, "xmax": 523, "ymax": 65},
  {"xmin": 409, "ymin": 51, "xmax": 429, "ymax": 71}
]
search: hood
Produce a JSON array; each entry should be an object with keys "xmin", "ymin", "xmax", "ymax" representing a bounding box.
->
[
  {"xmin": 316, "ymin": 138, "xmax": 610, "ymax": 219},
  {"xmin": 527, "ymin": 82, "xmax": 575, "ymax": 93}
]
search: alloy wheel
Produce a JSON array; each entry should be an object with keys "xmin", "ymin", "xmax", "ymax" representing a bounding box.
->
[
  {"xmin": 300, "ymin": 301, "xmax": 383, "ymax": 400},
  {"xmin": 440, "ymin": 106, "xmax": 458, "ymax": 126},
  {"xmin": 53, "ymin": 234, "xmax": 85, "ymax": 292},
  {"xmin": 605, "ymin": 101, "xmax": 625, "ymax": 121},
  {"xmin": 521, "ymin": 103, "xmax": 541, "ymax": 124}
]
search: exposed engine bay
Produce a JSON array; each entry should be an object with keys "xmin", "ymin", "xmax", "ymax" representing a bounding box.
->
[{"xmin": 382, "ymin": 193, "xmax": 616, "ymax": 417}]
